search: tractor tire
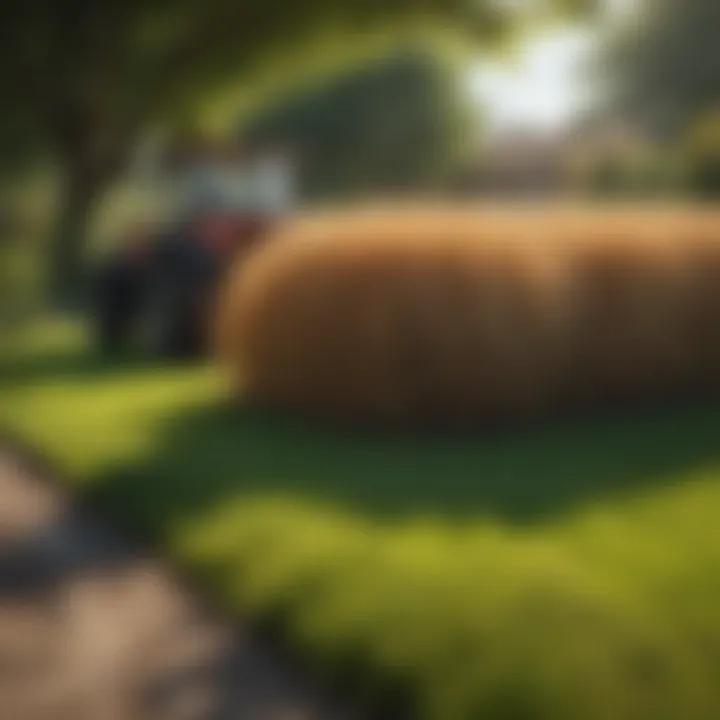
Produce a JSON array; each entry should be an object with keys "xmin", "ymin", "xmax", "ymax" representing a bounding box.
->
[
  {"xmin": 92, "ymin": 256, "xmax": 145, "ymax": 355},
  {"xmin": 140, "ymin": 281, "xmax": 206, "ymax": 359}
]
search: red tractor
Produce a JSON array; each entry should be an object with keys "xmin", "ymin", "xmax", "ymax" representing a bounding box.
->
[
  {"xmin": 92, "ymin": 209, "xmax": 273, "ymax": 358},
  {"xmin": 92, "ymin": 143, "xmax": 296, "ymax": 357}
]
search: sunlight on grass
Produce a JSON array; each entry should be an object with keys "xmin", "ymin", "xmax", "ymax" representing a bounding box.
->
[
  {"xmin": 173, "ymin": 482, "xmax": 720, "ymax": 719},
  {"xmin": 3, "ymin": 319, "xmax": 720, "ymax": 718},
  {"xmin": 0, "ymin": 321, "xmax": 223, "ymax": 479},
  {"xmin": 0, "ymin": 371, "xmax": 220, "ymax": 478}
]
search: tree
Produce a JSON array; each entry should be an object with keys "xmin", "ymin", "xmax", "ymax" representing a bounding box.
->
[
  {"xmin": 0, "ymin": 0, "xmax": 519, "ymax": 304},
  {"xmin": 601, "ymin": 0, "xmax": 720, "ymax": 136},
  {"xmin": 241, "ymin": 45, "xmax": 476, "ymax": 200},
  {"xmin": 1, "ymin": 0, "xmax": 599, "ymax": 304},
  {"xmin": 681, "ymin": 108, "xmax": 720, "ymax": 198}
]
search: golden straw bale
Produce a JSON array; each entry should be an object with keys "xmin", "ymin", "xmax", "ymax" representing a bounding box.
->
[
  {"xmin": 679, "ymin": 209, "xmax": 720, "ymax": 387},
  {"xmin": 557, "ymin": 213, "xmax": 696, "ymax": 405},
  {"xmin": 215, "ymin": 204, "xmax": 720, "ymax": 427}
]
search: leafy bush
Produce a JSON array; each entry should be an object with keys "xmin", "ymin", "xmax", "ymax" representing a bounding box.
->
[
  {"xmin": 240, "ymin": 45, "xmax": 475, "ymax": 200},
  {"xmin": 682, "ymin": 110, "xmax": 720, "ymax": 199},
  {"xmin": 177, "ymin": 485, "xmax": 720, "ymax": 720}
]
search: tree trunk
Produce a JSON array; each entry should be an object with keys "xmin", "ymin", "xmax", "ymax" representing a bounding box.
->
[{"xmin": 48, "ymin": 165, "xmax": 107, "ymax": 308}]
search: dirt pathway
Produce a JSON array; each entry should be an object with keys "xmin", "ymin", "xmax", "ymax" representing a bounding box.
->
[{"xmin": 0, "ymin": 445, "xmax": 348, "ymax": 720}]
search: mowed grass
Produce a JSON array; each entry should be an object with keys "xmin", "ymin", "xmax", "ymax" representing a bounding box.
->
[{"xmin": 4, "ymin": 319, "xmax": 720, "ymax": 718}]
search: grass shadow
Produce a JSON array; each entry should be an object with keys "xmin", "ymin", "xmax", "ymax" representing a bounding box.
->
[
  {"xmin": 90, "ymin": 394, "xmax": 720, "ymax": 534},
  {"xmin": 5, "ymin": 323, "xmax": 720, "ymax": 532},
  {"xmin": 0, "ymin": 347, "xmax": 202, "ymax": 387}
]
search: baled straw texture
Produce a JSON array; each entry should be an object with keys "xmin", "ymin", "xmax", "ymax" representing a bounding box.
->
[{"xmin": 215, "ymin": 204, "xmax": 720, "ymax": 428}]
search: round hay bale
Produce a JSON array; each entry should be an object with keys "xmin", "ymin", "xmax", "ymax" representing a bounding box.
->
[
  {"xmin": 559, "ymin": 215, "xmax": 697, "ymax": 405},
  {"xmin": 680, "ymin": 209, "xmax": 720, "ymax": 387},
  {"xmin": 215, "ymin": 204, "xmax": 720, "ymax": 428}
]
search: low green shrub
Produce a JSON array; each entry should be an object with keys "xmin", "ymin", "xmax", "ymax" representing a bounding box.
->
[{"xmin": 177, "ymin": 484, "xmax": 720, "ymax": 720}]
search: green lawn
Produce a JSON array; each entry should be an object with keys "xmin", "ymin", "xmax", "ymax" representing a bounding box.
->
[{"xmin": 3, "ymin": 319, "xmax": 720, "ymax": 719}]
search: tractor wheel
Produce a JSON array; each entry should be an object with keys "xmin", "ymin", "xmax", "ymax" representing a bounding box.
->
[
  {"xmin": 140, "ymin": 283, "xmax": 205, "ymax": 359},
  {"xmin": 92, "ymin": 257, "xmax": 144, "ymax": 356},
  {"xmin": 140, "ymin": 285, "xmax": 181, "ymax": 357}
]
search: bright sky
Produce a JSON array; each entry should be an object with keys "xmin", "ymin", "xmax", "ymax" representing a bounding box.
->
[
  {"xmin": 468, "ymin": 0, "xmax": 638, "ymax": 135},
  {"xmin": 468, "ymin": 26, "xmax": 597, "ymax": 135}
]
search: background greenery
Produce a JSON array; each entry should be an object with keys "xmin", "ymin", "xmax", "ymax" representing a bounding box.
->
[{"xmin": 240, "ymin": 44, "xmax": 476, "ymax": 200}]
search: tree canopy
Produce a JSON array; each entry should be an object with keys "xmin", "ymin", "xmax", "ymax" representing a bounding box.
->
[
  {"xmin": 241, "ymin": 45, "xmax": 476, "ymax": 200},
  {"xmin": 601, "ymin": 0, "xmax": 720, "ymax": 135},
  {"xmin": 0, "ymin": 0, "xmax": 593, "ymax": 300}
]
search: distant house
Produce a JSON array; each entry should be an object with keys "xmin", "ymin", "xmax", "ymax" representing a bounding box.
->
[
  {"xmin": 458, "ymin": 126, "xmax": 573, "ymax": 197},
  {"xmin": 562, "ymin": 117, "xmax": 654, "ymax": 185},
  {"xmin": 458, "ymin": 118, "xmax": 653, "ymax": 197}
]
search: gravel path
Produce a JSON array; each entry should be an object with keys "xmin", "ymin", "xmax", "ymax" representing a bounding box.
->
[{"xmin": 0, "ymin": 445, "xmax": 347, "ymax": 720}]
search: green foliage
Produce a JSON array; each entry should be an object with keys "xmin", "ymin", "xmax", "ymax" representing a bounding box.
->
[
  {"xmin": 601, "ymin": 0, "xmax": 720, "ymax": 134},
  {"xmin": 241, "ymin": 45, "xmax": 477, "ymax": 199},
  {"xmin": 680, "ymin": 110, "xmax": 720, "ymax": 199},
  {"xmin": 0, "ymin": 0, "xmax": 509, "ymax": 158},
  {"xmin": 585, "ymin": 152, "xmax": 677, "ymax": 198},
  {"xmin": 0, "ymin": 0, "xmax": 515, "ymax": 301},
  {"xmin": 586, "ymin": 156, "xmax": 634, "ymax": 197},
  {"xmin": 4, "ymin": 319, "xmax": 720, "ymax": 718},
  {"xmin": 0, "ymin": 113, "xmax": 45, "ymax": 176}
]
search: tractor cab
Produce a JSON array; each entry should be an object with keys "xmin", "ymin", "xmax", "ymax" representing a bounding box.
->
[{"xmin": 93, "ymin": 142, "xmax": 297, "ymax": 357}]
